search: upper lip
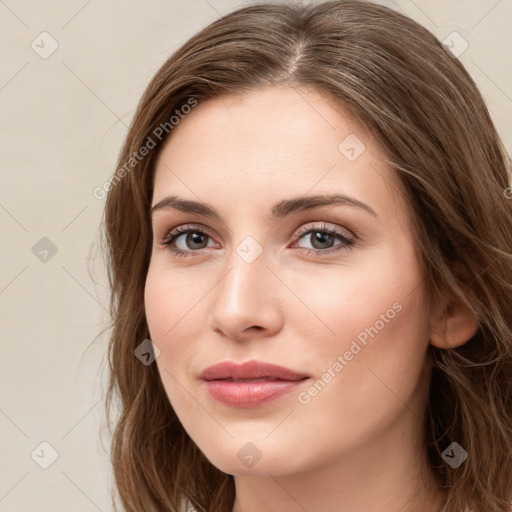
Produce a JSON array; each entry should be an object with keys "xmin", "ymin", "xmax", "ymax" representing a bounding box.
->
[{"xmin": 199, "ymin": 360, "xmax": 309, "ymax": 381}]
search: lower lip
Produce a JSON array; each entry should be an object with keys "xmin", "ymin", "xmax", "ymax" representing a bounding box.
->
[{"xmin": 203, "ymin": 379, "xmax": 309, "ymax": 408}]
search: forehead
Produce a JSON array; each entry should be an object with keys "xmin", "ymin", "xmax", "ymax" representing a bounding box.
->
[
  {"xmin": 156, "ymin": 86, "xmax": 363, "ymax": 171},
  {"xmin": 152, "ymin": 86, "xmax": 408, "ymax": 226}
]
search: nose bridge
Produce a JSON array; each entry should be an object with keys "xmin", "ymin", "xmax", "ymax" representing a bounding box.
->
[
  {"xmin": 209, "ymin": 237, "xmax": 282, "ymax": 337},
  {"xmin": 216, "ymin": 241, "xmax": 269, "ymax": 310}
]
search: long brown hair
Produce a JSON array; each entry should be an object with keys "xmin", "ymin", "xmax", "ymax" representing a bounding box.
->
[{"xmin": 99, "ymin": 1, "xmax": 512, "ymax": 510}]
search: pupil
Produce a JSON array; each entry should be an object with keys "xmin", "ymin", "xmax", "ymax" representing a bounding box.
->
[
  {"xmin": 312, "ymin": 232, "xmax": 332, "ymax": 249},
  {"xmin": 188, "ymin": 233, "xmax": 206, "ymax": 249}
]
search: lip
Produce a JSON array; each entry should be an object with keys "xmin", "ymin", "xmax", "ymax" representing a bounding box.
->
[
  {"xmin": 199, "ymin": 360, "xmax": 309, "ymax": 381},
  {"xmin": 200, "ymin": 360, "xmax": 310, "ymax": 408}
]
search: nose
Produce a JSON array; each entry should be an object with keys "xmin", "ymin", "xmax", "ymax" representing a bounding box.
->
[{"xmin": 209, "ymin": 245, "xmax": 284, "ymax": 342}]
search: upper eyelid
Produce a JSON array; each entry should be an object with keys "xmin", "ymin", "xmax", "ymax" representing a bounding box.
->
[{"xmin": 294, "ymin": 222, "xmax": 354, "ymax": 238}]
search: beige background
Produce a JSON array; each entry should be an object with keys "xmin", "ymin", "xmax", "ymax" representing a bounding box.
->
[{"xmin": 1, "ymin": 0, "xmax": 510, "ymax": 510}]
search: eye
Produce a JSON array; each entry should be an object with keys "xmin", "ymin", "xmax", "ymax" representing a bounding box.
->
[
  {"xmin": 160, "ymin": 224, "xmax": 218, "ymax": 258},
  {"xmin": 291, "ymin": 222, "xmax": 356, "ymax": 256},
  {"xmin": 160, "ymin": 222, "xmax": 357, "ymax": 258}
]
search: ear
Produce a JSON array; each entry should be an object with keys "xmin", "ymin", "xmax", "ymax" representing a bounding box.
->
[{"xmin": 429, "ymin": 290, "xmax": 479, "ymax": 349}]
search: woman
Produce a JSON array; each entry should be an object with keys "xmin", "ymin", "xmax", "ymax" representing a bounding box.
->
[{"xmin": 100, "ymin": 1, "xmax": 512, "ymax": 511}]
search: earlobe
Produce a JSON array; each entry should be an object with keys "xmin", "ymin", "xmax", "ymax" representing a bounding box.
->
[{"xmin": 429, "ymin": 298, "xmax": 480, "ymax": 349}]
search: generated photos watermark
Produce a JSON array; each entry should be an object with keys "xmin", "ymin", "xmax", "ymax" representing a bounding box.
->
[
  {"xmin": 93, "ymin": 97, "xmax": 198, "ymax": 200},
  {"xmin": 297, "ymin": 301, "xmax": 403, "ymax": 405}
]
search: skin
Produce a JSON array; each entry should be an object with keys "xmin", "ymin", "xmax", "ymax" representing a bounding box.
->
[{"xmin": 144, "ymin": 86, "xmax": 478, "ymax": 512}]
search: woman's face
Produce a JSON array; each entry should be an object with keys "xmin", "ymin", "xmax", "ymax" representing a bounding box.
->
[{"xmin": 145, "ymin": 86, "xmax": 433, "ymax": 477}]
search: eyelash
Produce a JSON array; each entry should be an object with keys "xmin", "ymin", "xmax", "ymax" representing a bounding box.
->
[{"xmin": 160, "ymin": 222, "xmax": 357, "ymax": 259}]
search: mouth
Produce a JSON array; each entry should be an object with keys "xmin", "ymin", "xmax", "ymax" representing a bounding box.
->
[{"xmin": 199, "ymin": 360, "xmax": 310, "ymax": 408}]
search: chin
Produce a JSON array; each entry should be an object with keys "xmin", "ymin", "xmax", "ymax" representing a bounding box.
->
[{"xmin": 198, "ymin": 440, "xmax": 307, "ymax": 477}]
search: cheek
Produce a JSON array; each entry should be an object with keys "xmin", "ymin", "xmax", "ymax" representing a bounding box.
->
[
  {"xmin": 299, "ymin": 248, "xmax": 431, "ymax": 419},
  {"xmin": 294, "ymin": 244, "xmax": 431, "ymax": 409},
  {"xmin": 283, "ymin": 244, "xmax": 427, "ymax": 351},
  {"xmin": 144, "ymin": 265, "xmax": 198, "ymax": 395},
  {"xmin": 144, "ymin": 262, "xmax": 206, "ymax": 342},
  {"xmin": 144, "ymin": 271, "xmax": 171, "ymax": 347},
  {"xmin": 144, "ymin": 265, "xmax": 203, "ymax": 415}
]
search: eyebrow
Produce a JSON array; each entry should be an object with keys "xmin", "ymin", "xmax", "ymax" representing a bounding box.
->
[{"xmin": 151, "ymin": 193, "xmax": 377, "ymax": 221}]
